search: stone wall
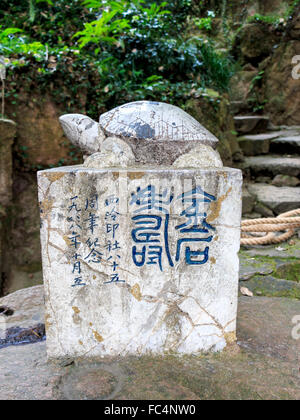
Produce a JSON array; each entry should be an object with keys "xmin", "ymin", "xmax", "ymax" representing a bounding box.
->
[
  {"xmin": 6, "ymin": 92, "xmax": 83, "ymax": 169},
  {"xmin": 260, "ymin": 8, "xmax": 300, "ymax": 126},
  {"xmin": 0, "ymin": 119, "xmax": 16, "ymax": 295},
  {"xmin": 229, "ymin": 3, "xmax": 300, "ymax": 125}
]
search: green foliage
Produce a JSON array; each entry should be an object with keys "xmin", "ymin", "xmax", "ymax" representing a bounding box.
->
[
  {"xmin": 198, "ymin": 40, "xmax": 235, "ymax": 91},
  {"xmin": 286, "ymin": 0, "xmax": 300, "ymax": 18},
  {"xmin": 247, "ymin": 13, "xmax": 283, "ymax": 26},
  {"xmin": 0, "ymin": 0, "xmax": 235, "ymax": 119},
  {"xmin": 248, "ymin": 70, "xmax": 267, "ymax": 113},
  {"xmin": 249, "ymin": 70, "xmax": 265, "ymax": 91},
  {"xmin": 193, "ymin": 15, "xmax": 214, "ymax": 32}
]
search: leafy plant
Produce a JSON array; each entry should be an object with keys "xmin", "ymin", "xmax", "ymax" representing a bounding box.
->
[
  {"xmin": 193, "ymin": 10, "xmax": 215, "ymax": 31},
  {"xmin": 247, "ymin": 13, "xmax": 283, "ymax": 26},
  {"xmin": 249, "ymin": 70, "xmax": 265, "ymax": 92},
  {"xmin": 0, "ymin": 0, "xmax": 236, "ymax": 124},
  {"xmin": 0, "ymin": 26, "xmax": 23, "ymax": 42}
]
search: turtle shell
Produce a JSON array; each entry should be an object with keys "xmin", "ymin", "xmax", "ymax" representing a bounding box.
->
[{"xmin": 99, "ymin": 101, "xmax": 218, "ymax": 147}]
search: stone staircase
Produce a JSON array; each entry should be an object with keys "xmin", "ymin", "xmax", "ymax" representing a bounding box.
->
[{"xmin": 233, "ymin": 116, "xmax": 300, "ymax": 218}]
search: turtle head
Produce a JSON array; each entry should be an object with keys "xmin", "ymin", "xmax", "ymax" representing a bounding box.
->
[{"xmin": 59, "ymin": 113, "xmax": 105, "ymax": 154}]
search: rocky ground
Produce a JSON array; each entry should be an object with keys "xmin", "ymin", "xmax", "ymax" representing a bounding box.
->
[{"xmin": 0, "ymin": 240, "xmax": 299, "ymax": 400}]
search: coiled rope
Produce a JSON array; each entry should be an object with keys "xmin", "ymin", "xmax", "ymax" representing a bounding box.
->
[{"xmin": 240, "ymin": 208, "xmax": 300, "ymax": 246}]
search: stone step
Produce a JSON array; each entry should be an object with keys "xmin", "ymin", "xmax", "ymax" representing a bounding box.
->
[
  {"xmin": 238, "ymin": 129, "xmax": 300, "ymax": 156},
  {"xmin": 270, "ymin": 135, "xmax": 300, "ymax": 154},
  {"xmin": 240, "ymin": 155, "xmax": 300, "ymax": 177},
  {"xmin": 234, "ymin": 116, "xmax": 269, "ymax": 134},
  {"xmin": 238, "ymin": 133, "xmax": 276, "ymax": 156},
  {"xmin": 246, "ymin": 183, "xmax": 300, "ymax": 215}
]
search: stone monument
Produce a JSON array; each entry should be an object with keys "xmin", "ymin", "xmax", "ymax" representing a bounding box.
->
[{"xmin": 38, "ymin": 101, "xmax": 242, "ymax": 360}]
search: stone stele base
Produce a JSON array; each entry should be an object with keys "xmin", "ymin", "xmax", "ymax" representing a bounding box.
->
[{"xmin": 38, "ymin": 166, "xmax": 242, "ymax": 359}]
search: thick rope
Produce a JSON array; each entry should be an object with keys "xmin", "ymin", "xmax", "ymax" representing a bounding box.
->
[{"xmin": 240, "ymin": 208, "xmax": 300, "ymax": 246}]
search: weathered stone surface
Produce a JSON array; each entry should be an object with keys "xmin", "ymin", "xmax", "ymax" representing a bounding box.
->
[
  {"xmin": 255, "ymin": 176, "xmax": 272, "ymax": 184},
  {"xmin": 237, "ymin": 132, "xmax": 286, "ymax": 156},
  {"xmin": 58, "ymin": 101, "xmax": 225, "ymax": 167},
  {"xmin": 242, "ymin": 238, "xmax": 300, "ymax": 259},
  {"xmin": 236, "ymin": 296, "xmax": 300, "ymax": 365},
  {"xmin": 272, "ymin": 175, "xmax": 300, "ymax": 188},
  {"xmin": 3, "ymin": 173, "xmax": 43, "ymax": 296},
  {"xmin": 229, "ymin": 100, "xmax": 250, "ymax": 115},
  {"xmin": 38, "ymin": 166, "xmax": 242, "ymax": 359},
  {"xmin": 229, "ymin": 70, "xmax": 258, "ymax": 103},
  {"xmin": 274, "ymin": 261, "xmax": 300, "ymax": 283},
  {"xmin": 242, "ymin": 212, "xmax": 262, "ymax": 220},
  {"xmin": 247, "ymin": 183, "xmax": 300, "ymax": 215},
  {"xmin": 0, "ymin": 285, "xmax": 44, "ymax": 331},
  {"xmin": 0, "ymin": 119, "xmax": 16, "ymax": 208},
  {"xmin": 7, "ymin": 94, "xmax": 81, "ymax": 167},
  {"xmin": 0, "ymin": 342, "xmax": 64, "ymax": 400},
  {"xmin": 59, "ymin": 114, "xmax": 105, "ymax": 155},
  {"xmin": 102, "ymin": 136, "xmax": 136, "ymax": 157},
  {"xmin": 0, "ymin": 119, "xmax": 16, "ymax": 295},
  {"xmin": 242, "ymin": 156, "xmax": 300, "ymax": 177},
  {"xmin": 238, "ymin": 134, "xmax": 270, "ymax": 156},
  {"xmin": 234, "ymin": 116, "xmax": 269, "ymax": 134},
  {"xmin": 233, "ymin": 23, "xmax": 280, "ymax": 62},
  {"xmin": 254, "ymin": 202, "xmax": 275, "ymax": 218},
  {"xmin": 261, "ymin": 40, "xmax": 300, "ymax": 126},
  {"xmin": 100, "ymin": 101, "xmax": 218, "ymax": 146},
  {"xmin": 239, "ymin": 250, "xmax": 300, "ymax": 285},
  {"xmin": 172, "ymin": 145, "xmax": 223, "ymax": 169},
  {"xmin": 244, "ymin": 276, "xmax": 300, "ymax": 300},
  {"xmin": 239, "ymin": 255, "xmax": 274, "ymax": 281},
  {"xmin": 270, "ymin": 136, "xmax": 300, "ymax": 154},
  {"xmin": 83, "ymin": 149, "xmax": 135, "ymax": 169},
  {"xmin": 0, "ymin": 293, "xmax": 299, "ymax": 400},
  {"xmin": 109, "ymin": 104, "xmax": 221, "ymax": 165},
  {"xmin": 242, "ymin": 186, "xmax": 256, "ymax": 215}
]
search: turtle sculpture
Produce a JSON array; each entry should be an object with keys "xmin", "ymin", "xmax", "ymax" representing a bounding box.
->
[{"xmin": 59, "ymin": 101, "xmax": 223, "ymax": 168}]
